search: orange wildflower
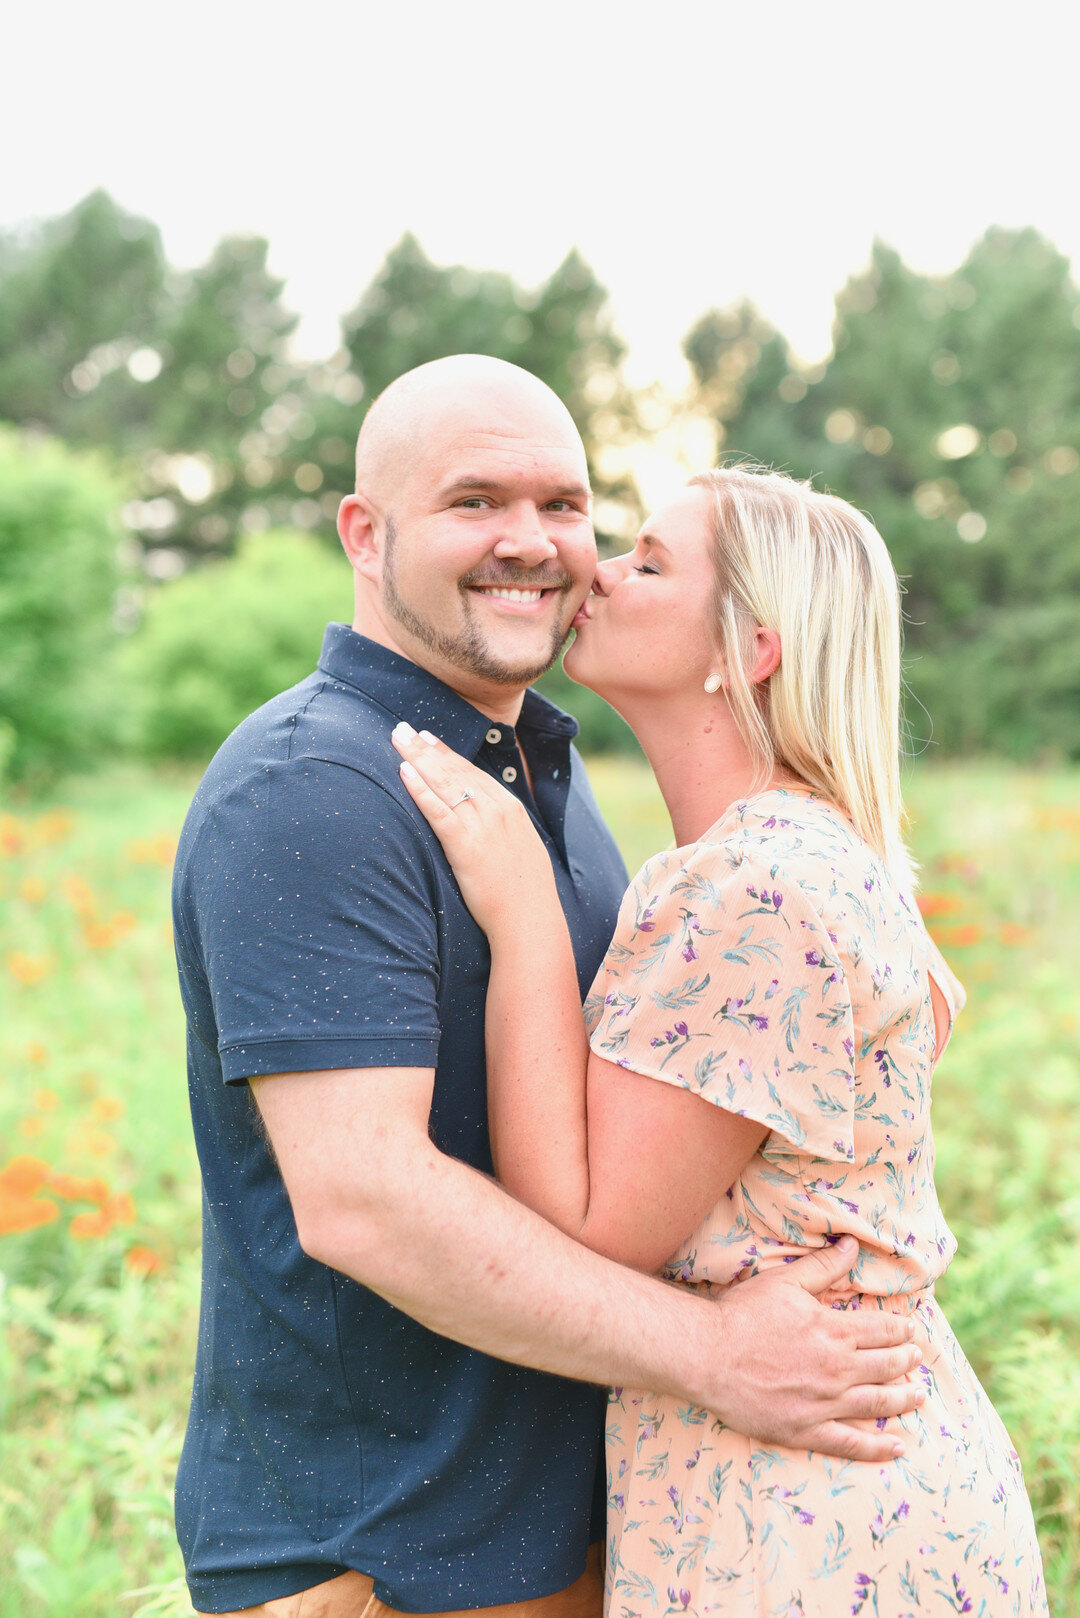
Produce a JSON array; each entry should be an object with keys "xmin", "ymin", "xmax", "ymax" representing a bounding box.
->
[
  {"xmin": 19, "ymin": 1116, "xmax": 46, "ymax": 1139},
  {"xmin": 18, "ymin": 876, "xmax": 47, "ymax": 904},
  {"xmin": 125, "ymin": 1245, "xmax": 163, "ymax": 1275},
  {"xmin": 70, "ymin": 1208, "xmax": 113, "ymax": 1238},
  {"xmin": 104, "ymin": 1191, "xmax": 136, "ymax": 1225},
  {"xmin": 917, "ymin": 892, "xmax": 962, "ymax": 919},
  {"xmin": 0, "ymin": 1156, "xmax": 51, "ymax": 1197},
  {"xmin": 33, "ymin": 1087, "xmax": 59, "ymax": 1110},
  {"xmin": 6, "ymin": 951, "xmax": 53, "ymax": 985},
  {"xmin": 26, "ymin": 1043, "xmax": 49, "ymax": 1065},
  {"xmin": 48, "ymin": 1172, "xmax": 110, "ymax": 1205},
  {"xmin": 33, "ymin": 810, "xmax": 74, "ymax": 845},
  {"xmin": 0, "ymin": 1192, "xmax": 60, "ymax": 1234},
  {"xmin": 126, "ymin": 834, "xmax": 178, "ymax": 866},
  {"xmin": 82, "ymin": 1129, "xmax": 116, "ymax": 1158},
  {"xmin": 91, "ymin": 1095, "xmax": 125, "ymax": 1122},
  {"xmin": 61, "ymin": 874, "xmax": 96, "ymax": 915},
  {"xmin": 0, "ymin": 816, "xmax": 25, "ymax": 856},
  {"xmin": 937, "ymin": 923, "xmax": 984, "ymax": 948},
  {"xmin": 999, "ymin": 922, "xmax": 1032, "ymax": 946}
]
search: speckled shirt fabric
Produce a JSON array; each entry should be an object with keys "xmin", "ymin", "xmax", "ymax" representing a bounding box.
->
[
  {"xmin": 586, "ymin": 789, "xmax": 1046, "ymax": 1617},
  {"xmin": 171, "ymin": 625, "xmax": 628, "ymax": 1614}
]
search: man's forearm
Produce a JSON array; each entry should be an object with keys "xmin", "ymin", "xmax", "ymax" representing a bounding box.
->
[
  {"xmin": 316, "ymin": 1131, "xmax": 721, "ymax": 1400},
  {"xmin": 257, "ymin": 1066, "xmax": 921, "ymax": 1460}
]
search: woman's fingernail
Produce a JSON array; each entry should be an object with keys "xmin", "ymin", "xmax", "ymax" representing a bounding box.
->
[
  {"xmin": 419, "ymin": 730, "xmax": 439, "ymax": 745},
  {"xmin": 400, "ymin": 760, "xmax": 418, "ymax": 779},
  {"xmin": 393, "ymin": 721, "xmax": 417, "ymax": 742},
  {"xmin": 891, "ymin": 1440, "xmax": 904, "ymax": 1457}
]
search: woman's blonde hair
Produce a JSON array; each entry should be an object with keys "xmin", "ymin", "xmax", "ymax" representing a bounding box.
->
[{"xmin": 691, "ymin": 463, "xmax": 911, "ymax": 879}]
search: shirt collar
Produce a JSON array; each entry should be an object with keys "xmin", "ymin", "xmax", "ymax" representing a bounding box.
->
[{"xmin": 317, "ymin": 623, "xmax": 578, "ymax": 758}]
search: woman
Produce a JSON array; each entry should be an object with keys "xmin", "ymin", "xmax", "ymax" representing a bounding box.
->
[{"xmin": 392, "ymin": 465, "xmax": 1046, "ymax": 1616}]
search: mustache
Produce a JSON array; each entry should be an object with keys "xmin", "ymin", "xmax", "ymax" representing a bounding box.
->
[{"xmin": 459, "ymin": 566, "xmax": 574, "ymax": 593}]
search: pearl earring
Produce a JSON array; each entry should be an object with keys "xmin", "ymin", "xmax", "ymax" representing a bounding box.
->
[{"xmin": 704, "ymin": 673, "xmax": 723, "ymax": 694}]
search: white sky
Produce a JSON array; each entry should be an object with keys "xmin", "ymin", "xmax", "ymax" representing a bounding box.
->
[{"xmin": 4, "ymin": 0, "xmax": 1079, "ymax": 397}]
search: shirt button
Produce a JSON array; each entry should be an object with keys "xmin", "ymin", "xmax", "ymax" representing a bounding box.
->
[
  {"xmin": 485, "ymin": 728, "xmax": 502, "ymax": 744},
  {"xmin": 502, "ymin": 766, "xmax": 518, "ymax": 784}
]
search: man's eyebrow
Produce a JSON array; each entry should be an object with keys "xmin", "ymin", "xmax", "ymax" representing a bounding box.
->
[{"xmin": 439, "ymin": 475, "xmax": 592, "ymax": 502}]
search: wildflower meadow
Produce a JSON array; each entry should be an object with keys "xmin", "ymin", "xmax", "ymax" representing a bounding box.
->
[{"xmin": 1, "ymin": 759, "xmax": 1078, "ymax": 1615}]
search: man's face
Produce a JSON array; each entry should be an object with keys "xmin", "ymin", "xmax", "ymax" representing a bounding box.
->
[{"xmin": 373, "ymin": 422, "xmax": 597, "ymax": 696}]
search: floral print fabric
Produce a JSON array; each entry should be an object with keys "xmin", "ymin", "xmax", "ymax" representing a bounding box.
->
[{"xmin": 585, "ymin": 790, "xmax": 1046, "ymax": 1617}]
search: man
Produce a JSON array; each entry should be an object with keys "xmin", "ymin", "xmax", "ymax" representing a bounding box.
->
[{"xmin": 172, "ymin": 356, "xmax": 921, "ymax": 1617}]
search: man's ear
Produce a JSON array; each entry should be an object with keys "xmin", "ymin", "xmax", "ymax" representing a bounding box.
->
[{"xmin": 338, "ymin": 494, "xmax": 381, "ymax": 583}]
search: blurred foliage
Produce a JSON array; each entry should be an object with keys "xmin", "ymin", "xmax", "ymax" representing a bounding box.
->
[
  {"xmin": 0, "ymin": 194, "xmax": 640, "ymax": 576},
  {"xmin": 2, "ymin": 193, "xmax": 1080, "ymax": 765},
  {"xmin": 1, "ymin": 760, "xmax": 1078, "ymax": 1611},
  {"xmin": 119, "ymin": 530, "xmax": 351, "ymax": 760},
  {"xmin": 0, "ymin": 429, "xmax": 126, "ymax": 784},
  {"xmin": 685, "ymin": 229, "xmax": 1080, "ymax": 760}
]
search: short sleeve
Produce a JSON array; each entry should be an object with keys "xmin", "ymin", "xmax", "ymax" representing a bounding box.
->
[
  {"xmin": 584, "ymin": 842, "xmax": 857, "ymax": 1162},
  {"xmin": 175, "ymin": 758, "xmax": 443, "ymax": 1082}
]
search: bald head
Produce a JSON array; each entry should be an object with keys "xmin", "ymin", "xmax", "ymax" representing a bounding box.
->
[{"xmin": 354, "ymin": 355, "xmax": 586, "ymax": 506}]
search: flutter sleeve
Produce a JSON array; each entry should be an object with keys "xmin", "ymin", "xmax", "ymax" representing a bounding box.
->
[{"xmin": 584, "ymin": 840, "xmax": 857, "ymax": 1162}]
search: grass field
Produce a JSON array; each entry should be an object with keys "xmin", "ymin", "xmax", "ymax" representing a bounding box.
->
[{"xmin": 1, "ymin": 758, "xmax": 1078, "ymax": 1615}]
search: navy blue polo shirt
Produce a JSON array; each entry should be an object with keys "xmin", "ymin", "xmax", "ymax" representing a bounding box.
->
[{"xmin": 171, "ymin": 624, "xmax": 628, "ymax": 1614}]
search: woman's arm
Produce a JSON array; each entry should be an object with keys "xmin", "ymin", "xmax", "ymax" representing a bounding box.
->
[{"xmin": 393, "ymin": 725, "xmax": 766, "ymax": 1271}]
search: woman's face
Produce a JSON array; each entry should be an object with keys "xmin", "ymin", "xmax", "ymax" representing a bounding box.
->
[{"xmin": 563, "ymin": 485, "xmax": 718, "ymax": 707}]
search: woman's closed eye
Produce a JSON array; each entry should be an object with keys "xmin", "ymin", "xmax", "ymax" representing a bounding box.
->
[{"xmin": 634, "ymin": 563, "xmax": 660, "ymax": 575}]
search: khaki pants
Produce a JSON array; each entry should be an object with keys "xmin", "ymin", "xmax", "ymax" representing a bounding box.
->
[{"xmin": 194, "ymin": 1544, "xmax": 604, "ymax": 1618}]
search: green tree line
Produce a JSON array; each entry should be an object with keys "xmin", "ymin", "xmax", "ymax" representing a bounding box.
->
[{"xmin": 1, "ymin": 191, "xmax": 1078, "ymax": 778}]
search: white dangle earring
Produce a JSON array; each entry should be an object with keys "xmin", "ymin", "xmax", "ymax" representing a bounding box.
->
[{"xmin": 703, "ymin": 673, "xmax": 723, "ymax": 694}]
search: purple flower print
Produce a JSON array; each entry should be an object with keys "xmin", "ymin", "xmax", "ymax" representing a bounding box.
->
[
  {"xmin": 751, "ymin": 1015, "xmax": 769, "ymax": 1032},
  {"xmin": 805, "ymin": 949, "xmax": 821, "ymax": 966},
  {"xmin": 650, "ymin": 1037, "xmax": 665, "ymax": 1048},
  {"xmin": 675, "ymin": 1020, "xmax": 688, "ymax": 1037},
  {"xmin": 864, "ymin": 877, "xmax": 874, "ymax": 892},
  {"xmin": 681, "ymin": 942, "xmax": 698, "ymax": 962},
  {"xmin": 746, "ymin": 885, "xmax": 758, "ymax": 900},
  {"xmin": 897, "ymin": 1500, "xmax": 910, "ymax": 1517},
  {"xmin": 797, "ymin": 1509, "xmax": 814, "ymax": 1524},
  {"xmin": 765, "ymin": 978, "xmax": 780, "ymax": 999},
  {"xmin": 612, "ymin": 1492, "xmax": 625, "ymax": 1511},
  {"xmin": 772, "ymin": 890, "xmax": 783, "ymax": 908},
  {"xmin": 638, "ymin": 902, "xmax": 657, "ymax": 933},
  {"xmin": 841, "ymin": 1198, "xmax": 858, "ymax": 1214},
  {"xmin": 843, "ymin": 1035, "xmax": 854, "ymax": 1059},
  {"xmin": 739, "ymin": 1058, "xmax": 753, "ymax": 1080},
  {"xmin": 762, "ymin": 816, "xmax": 777, "ymax": 829},
  {"xmin": 951, "ymin": 1574, "xmax": 973, "ymax": 1613}
]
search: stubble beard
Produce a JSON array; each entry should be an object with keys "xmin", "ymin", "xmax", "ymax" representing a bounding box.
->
[{"xmin": 381, "ymin": 514, "xmax": 573, "ymax": 687}]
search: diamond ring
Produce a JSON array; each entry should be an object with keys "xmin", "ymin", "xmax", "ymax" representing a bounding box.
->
[{"xmin": 451, "ymin": 790, "xmax": 474, "ymax": 808}]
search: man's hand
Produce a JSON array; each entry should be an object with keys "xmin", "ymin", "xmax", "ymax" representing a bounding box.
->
[{"xmin": 701, "ymin": 1235, "xmax": 924, "ymax": 1461}]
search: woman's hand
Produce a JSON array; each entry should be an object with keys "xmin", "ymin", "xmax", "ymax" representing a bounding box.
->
[{"xmin": 391, "ymin": 722, "xmax": 558, "ymax": 938}]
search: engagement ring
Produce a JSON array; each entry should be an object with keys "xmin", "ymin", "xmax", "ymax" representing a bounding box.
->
[{"xmin": 451, "ymin": 791, "xmax": 473, "ymax": 808}]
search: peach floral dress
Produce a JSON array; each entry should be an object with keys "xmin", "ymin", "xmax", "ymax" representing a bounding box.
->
[{"xmin": 585, "ymin": 789, "xmax": 1046, "ymax": 1618}]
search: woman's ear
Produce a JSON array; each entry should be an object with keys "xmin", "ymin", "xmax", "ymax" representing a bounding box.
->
[{"xmin": 750, "ymin": 626, "xmax": 782, "ymax": 685}]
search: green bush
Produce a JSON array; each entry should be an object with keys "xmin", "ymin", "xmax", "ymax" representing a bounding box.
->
[
  {"xmin": 0, "ymin": 430, "xmax": 125, "ymax": 783},
  {"xmin": 122, "ymin": 529, "xmax": 352, "ymax": 761}
]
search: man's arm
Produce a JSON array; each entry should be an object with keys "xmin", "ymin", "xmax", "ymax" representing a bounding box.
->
[{"xmin": 254, "ymin": 1065, "xmax": 924, "ymax": 1462}]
